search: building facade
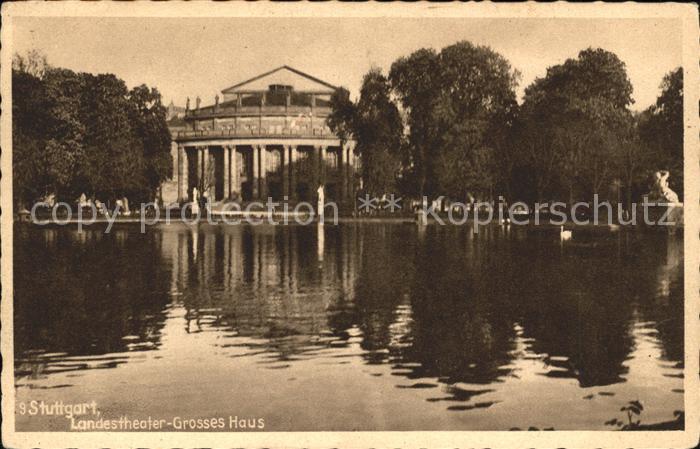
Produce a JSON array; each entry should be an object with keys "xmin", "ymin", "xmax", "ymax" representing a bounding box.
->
[{"xmin": 173, "ymin": 66, "xmax": 358, "ymax": 205}]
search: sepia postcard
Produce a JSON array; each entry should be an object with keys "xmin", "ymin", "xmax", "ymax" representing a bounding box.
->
[{"xmin": 1, "ymin": 2, "xmax": 698, "ymax": 448}]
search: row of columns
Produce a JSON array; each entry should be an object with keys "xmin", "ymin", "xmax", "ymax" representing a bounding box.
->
[{"xmin": 177, "ymin": 142, "xmax": 357, "ymax": 203}]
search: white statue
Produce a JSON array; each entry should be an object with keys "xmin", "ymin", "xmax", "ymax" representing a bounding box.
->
[
  {"xmin": 43, "ymin": 193, "xmax": 56, "ymax": 208},
  {"xmin": 317, "ymin": 184, "xmax": 325, "ymax": 220},
  {"xmin": 122, "ymin": 196, "xmax": 131, "ymax": 216},
  {"xmin": 191, "ymin": 187, "xmax": 200, "ymax": 215},
  {"xmin": 649, "ymin": 170, "xmax": 679, "ymax": 204},
  {"xmin": 78, "ymin": 193, "xmax": 89, "ymax": 208},
  {"xmin": 95, "ymin": 199, "xmax": 106, "ymax": 215}
]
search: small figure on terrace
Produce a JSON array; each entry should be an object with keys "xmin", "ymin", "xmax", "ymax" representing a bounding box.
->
[
  {"xmin": 122, "ymin": 196, "xmax": 131, "ymax": 216},
  {"xmin": 78, "ymin": 193, "xmax": 90, "ymax": 208},
  {"xmin": 317, "ymin": 184, "xmax": 325, "ymax": 221},
  {"xmin": 95, "ymin": 199, "xmax": 107, "ymax": 215},
  {"xmin": 201, "ymin": 190, "xmax": 210, "ymax": 215},
  {"xmin": 191, "ymin": 187, "xmax": 200, "ymax": 216}
]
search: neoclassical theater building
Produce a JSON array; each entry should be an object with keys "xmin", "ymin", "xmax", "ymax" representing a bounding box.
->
[{"xmin": 172, "ymin": 66, "xmax": 358, "ymax": 205}]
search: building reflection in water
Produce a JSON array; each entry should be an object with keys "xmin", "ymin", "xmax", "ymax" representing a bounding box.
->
[
  {"xmin": 157, "ymin": 223, "xmax": 683, "ymax": 389},
  {"xmin": 317, "ymin": 222, "xmax": 325, "ymax": 263},
  {"xmin": 14, "ymin": 222, "xmax": 684, "ymax": 425},
  {"xmin": 169, "ymin": 223, "xmax": 361, "ymax": 360}
]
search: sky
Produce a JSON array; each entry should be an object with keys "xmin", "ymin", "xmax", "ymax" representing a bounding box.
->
[{"xmin": 12, "ymin": 16, "xmax": 682, "ymax": 111}]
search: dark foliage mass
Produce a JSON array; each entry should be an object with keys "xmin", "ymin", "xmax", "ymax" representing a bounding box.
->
[
  {"xmin": 13, "ymin": 45, "xmax": 683, "ymax": 210},
  {"xmin": 13, "ymin": 52, "xmax": 173, "ymax": 207},
  {"xmin": 328, "ymin": 43, "xmax": 684, "ymax": 207}
]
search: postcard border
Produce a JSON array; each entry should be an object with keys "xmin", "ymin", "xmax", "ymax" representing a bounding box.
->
[{"xmin": 1, "ymin": 2, "xmax": 698, "ymax": 448}]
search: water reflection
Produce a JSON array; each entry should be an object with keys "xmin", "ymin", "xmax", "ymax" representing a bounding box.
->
[
  {"xmin": 14, "ymin": 223, "xmax": 684, "ymax": 429},
  {"xmin": 14, "ymin": 225, "xmax": 171, "ymax": 379}
]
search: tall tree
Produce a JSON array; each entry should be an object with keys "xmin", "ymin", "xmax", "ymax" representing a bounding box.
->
[
  {"xmin": 388, "ymin": 42, "xmax": 519, "ymax": 202},
  {"xmin": 327, "ymin": 71, "xmax": 404, "ymax": 197},
  {"xmin": 520, "ymin": 47, "xmax": 634, "ymax": 204},
  {"xmin": 13, "ymin": 67, "xmax": 52, "ymax": 205},
  {"xmin": 617, "ymin": 113, "xmax": 653, "ymax": 213},
  {"xmin": 12, "ymin": 50, "xmax": 49, "ymax": 79},
  {"xmin": 32, "ymin": 68, "xmax": 85, "ymax": 200},
  {"xmin": 12, "ymin": 51, "xmax": 173, "ymax": 207},
  {"xmin": 354, "ymin": 68, "xmax": 404, "ymax": 196},
  {"xmin": 77, "ymin": 73, "xmax": 146, "ymax": 201},
  {"xmin": 327, "ymin": 87, "xmax": 356, "ymax": 143},
  {"xmin": 639, "ymin": 67, "xmax": 683, "ymax": 199},
  {"xmin": 389, "ymin": 48, "xmax": 440, "ymax": 199},
  {"xmin": 129, "ymin": 84, "xmax": 173, "ymax": 200},
  {"xmin": 432, "ymin": 41, "xmax": 519, "ymax": 202}
]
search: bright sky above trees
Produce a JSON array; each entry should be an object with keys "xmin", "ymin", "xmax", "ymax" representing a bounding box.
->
[{"xmin": 13, "ymin": 16, "xmax": 681, "ymax": 112}]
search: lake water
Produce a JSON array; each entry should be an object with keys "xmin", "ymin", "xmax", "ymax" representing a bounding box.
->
[{"xmin": 13, "ymin": 223, "xmax": 684, "ymax": 431}]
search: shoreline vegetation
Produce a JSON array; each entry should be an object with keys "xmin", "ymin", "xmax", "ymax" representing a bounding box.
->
[
  {"xmin": 326, "ymin": 43, "xmax": 684, "ymax": 217},
  {"xmin": 12, "ymin": 42, "xmax": 683, "ymax": 230}
]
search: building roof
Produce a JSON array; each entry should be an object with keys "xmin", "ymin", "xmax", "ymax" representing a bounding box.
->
[{"xmin": 221, "ymin": 65, "xmax": 338, "ymax": 95}]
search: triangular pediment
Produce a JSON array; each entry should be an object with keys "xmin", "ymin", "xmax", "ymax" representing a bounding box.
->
[{"xmin": 221, "ymin": 66, "xmax": 338, "ymax": 94}]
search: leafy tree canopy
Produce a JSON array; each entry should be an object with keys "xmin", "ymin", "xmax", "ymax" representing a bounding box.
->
[{"xmin": 12, "ymin": 51, "xmax": 172, "ymax": 207}]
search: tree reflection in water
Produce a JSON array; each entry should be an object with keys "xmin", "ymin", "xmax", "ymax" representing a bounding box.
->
[
  {"xmin": 14, "ymin": 225, "xmax": 172, "ymax": 378},
  {"xmin": 165, "ymin": 224, "xmax": 683, "ymax": 389},
  {"xmin": 14, "ymin": 222, "xmax": 683, "ymax": 426}
]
